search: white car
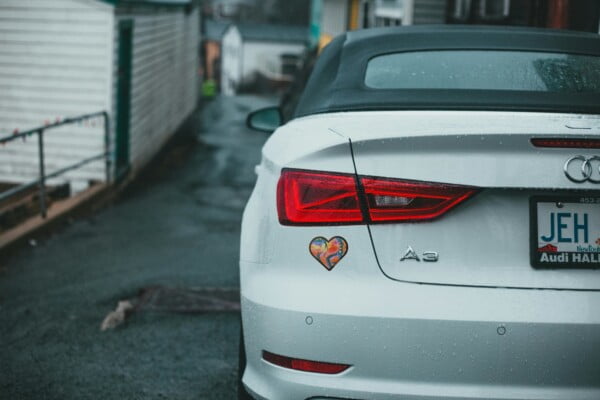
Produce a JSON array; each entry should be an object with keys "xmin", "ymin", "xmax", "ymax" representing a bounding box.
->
[{"xmin": 239, "ymin": 26, "xmax": 600, "ymax": 400}]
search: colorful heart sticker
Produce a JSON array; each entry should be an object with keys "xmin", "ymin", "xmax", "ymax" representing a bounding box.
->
[{"xmin": 309, "ymin": 236, "xmax": 348, "ymax": 271}]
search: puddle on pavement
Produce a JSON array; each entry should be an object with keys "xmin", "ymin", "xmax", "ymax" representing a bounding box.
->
[
  {"xmin": 101, "ymin": 286, "xmax": 240, "ymax": 331},
  {"xmin": 136, "ymin": 286, "xmax": 240, "ymax": 313}
]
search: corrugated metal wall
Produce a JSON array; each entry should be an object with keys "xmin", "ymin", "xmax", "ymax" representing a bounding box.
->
[
  {"xmin": 413, "ymin": 0, "xmax": 447, "ymax": 24},
  {"xmin": 0, "ymin": 0, "xmax": 113, "ymax": 188},
  {"xmin": 113, "ymin": 6, "xmax": 199, "ymax": 170}
]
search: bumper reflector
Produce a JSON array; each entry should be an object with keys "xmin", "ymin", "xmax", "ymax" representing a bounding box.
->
[{"xmin": 262, "ymin": 350, "xmax": 351, "ymax": 374}]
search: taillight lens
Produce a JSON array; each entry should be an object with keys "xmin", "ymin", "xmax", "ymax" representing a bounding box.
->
[
  {"xmin": 277, "ymin": 169, "xmax": 477, "ymax": 225},
  {"xmin": 262, "ymin": 350, "xmax": 351, "ymax": 374},
  {"xmin": 362, "ymin": 177, "xmax": 477, "ymax": 222},
  {"xmin": 277, "ymin": 169, "xmax": 363, "ymax": 225}
]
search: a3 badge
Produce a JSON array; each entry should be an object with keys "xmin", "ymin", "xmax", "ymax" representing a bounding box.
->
[
  {"xmin": 309, "ymin": 236, "xmax": 348, "ymax": 271},
  {"xmin": 308, "ymin": 238, "xmax": 437, "ymax": 270},
  {"xmin": 400, "ymin": 246, "xmax": 439, "ymax": 262}
]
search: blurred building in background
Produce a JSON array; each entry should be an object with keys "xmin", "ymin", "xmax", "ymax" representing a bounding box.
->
[
  {"xmin": 310, "ymin": 0, "xmax": 600, "ymax": 50},
  {"xmin": 202, "ymin": 0, "xmax": 260, "ymax": 22},
  {"xmin": 199, "ymin": 0, "xmax": 310, "ymax": 96},
  {"xmin": 310, "ymin": 0, "xmax": 446, "ymax": 49},
  {"xmin": 201, "ymin": 19, "xmax": 230, "ymax": 95},
  {"xmin": 0, "ymin": 0, "xmax": 200, "ymax": 192},
  {"xmin": 201, "ymin": 0, "xmax": 310, "ymax": 25},
  {"xmin": 447, "ymin": 0, "xmax": 600, "ymax": 32},
  {"xmin": 220, "ymin": 23, "xmax": 308, "ymax": 95},
  {"xmin": 204, "ymin": 0, "xmax": 599, "ymax": 97}
]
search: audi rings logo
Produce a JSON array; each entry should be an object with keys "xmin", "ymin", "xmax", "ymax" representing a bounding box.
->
[{"xmin": 564, "ymin": 156, "xmax": 600, "ymax": 183}]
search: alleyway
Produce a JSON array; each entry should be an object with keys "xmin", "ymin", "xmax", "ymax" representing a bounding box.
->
[{"xmin": 0, "ymin": 96, "xmax": 273, "ymax": 399}]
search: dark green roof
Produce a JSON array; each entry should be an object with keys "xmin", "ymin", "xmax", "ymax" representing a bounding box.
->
[
  {"xmin": 236, "ymin": 23, "xmax": 308, "ymax": 43},
  {"xmin": 204, "ymin": 19, "xmax": 230, "ymax": 41}
]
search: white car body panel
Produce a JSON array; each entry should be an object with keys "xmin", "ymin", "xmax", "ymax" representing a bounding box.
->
[
  {"xmin": 241, "ymin": 275, "xmax": 600, "ymax": 400},
  {"xmin": 240, "ymin": 110, "xmax": 600, "ymax": 399},
  {"xmin": 331, "ymin": 111, "xmax": 600, "ymax": 188}
]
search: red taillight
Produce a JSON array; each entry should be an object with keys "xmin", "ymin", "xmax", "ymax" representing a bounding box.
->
[
  {"xmin": 277, "ymin": 169, "xmax": 363, "ymax": 225},
  {"xmin": 362, "ymin": 177, "xmax": 477, "ymax": 222},
  {"xmin": 277, "ymin": 169, "xmax": 477, "ymax": 225},
  {"xmin": 262, "ymin": 351, "xmax": 351, "ymax": 374},
  {"xmin": 531, "ymin": 138, "xmax": 600, "ymax": 149}
]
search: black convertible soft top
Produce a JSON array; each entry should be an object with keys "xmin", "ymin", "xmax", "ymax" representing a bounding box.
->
[{"xmin": 294, "ymin": 25, "xmax": 600, "ymax": 118}]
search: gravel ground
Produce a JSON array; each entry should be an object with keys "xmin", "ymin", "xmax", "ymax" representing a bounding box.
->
[{"xmin": 0, "ymin": 95, "xmax": 274, "ymax": 399}]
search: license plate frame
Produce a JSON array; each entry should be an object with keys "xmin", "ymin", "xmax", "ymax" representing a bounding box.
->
[{"xmin": 530, "ymin": 195, "xmax": 600, "ymax": 270}]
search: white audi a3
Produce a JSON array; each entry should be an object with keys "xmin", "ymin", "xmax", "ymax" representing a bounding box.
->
[{"xmin": 238, "ymin": 26, "xmax": 600, "ymax": 400}]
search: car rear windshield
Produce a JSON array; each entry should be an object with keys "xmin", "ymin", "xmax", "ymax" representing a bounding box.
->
[{"xmin": 365, "ymin": 50, "xmax": 600, "ymax": 93}]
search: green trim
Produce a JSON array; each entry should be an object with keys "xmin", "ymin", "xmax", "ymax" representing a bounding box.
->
[
  {"xmin": 98, "ymin": 0, "xmax": 193, "ymax": 7},
  {"xmin": 115, "ymin": 19, "xmax": 133, "ymax": 177},
  {"xmin": 120, "ymin": 19, "xmax": 134, "ymax": 28}
]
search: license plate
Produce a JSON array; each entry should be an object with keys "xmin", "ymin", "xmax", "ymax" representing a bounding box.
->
[{"xmin": 530, "ymin": 196, "xmax": 600, "ymax": 269}]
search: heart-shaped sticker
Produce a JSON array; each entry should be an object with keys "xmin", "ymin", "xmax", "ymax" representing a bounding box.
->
[{"xmin": 309, "ymin": 236, "xmax": 348, "ymax": 271}]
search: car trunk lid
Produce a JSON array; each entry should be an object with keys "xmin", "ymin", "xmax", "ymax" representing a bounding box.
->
[{"xmin": 333, "ymin": 111, "xmax": 600, "ymax": 290}]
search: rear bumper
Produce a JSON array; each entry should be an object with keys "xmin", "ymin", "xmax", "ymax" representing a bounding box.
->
[{"xmin": 240, "ymin": 262, "xmax": 600, "ymax": 400}]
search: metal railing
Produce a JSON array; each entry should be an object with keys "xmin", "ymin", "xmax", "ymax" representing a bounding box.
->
[{"xmin": 0, "ymin": 111, "xmax": 110, "ymax": 218}]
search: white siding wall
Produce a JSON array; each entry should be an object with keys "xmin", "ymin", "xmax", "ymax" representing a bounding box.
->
[
  {"xmin": 321, "ymin": 0, "xmax": 348, "ymax": 38},
  {"xmin": 0, "ymin": 0, "xmax": 113, "ymax": 187},
  {"xmin": 241, "ymin": 41, "xmax": 305, "ymax": 83},
  {"xmin": 112, "ymin": 6, "xmax": 199, "ymax": 171},
  {"xmin": 220, "ymin": 26, "xmax": 242, "ymax": 96}
]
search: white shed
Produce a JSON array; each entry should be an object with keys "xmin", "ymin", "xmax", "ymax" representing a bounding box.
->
[
  {"xmin": 221, "ymin": 23, "xmax": 243, "ymax": 96},
  {"xmin": 0, "ymin": 0, "xmax": 199, "ymax": 191},
  {"xmin": 221, "ymin": 23, "xmax": 307, "ymax": 95}
]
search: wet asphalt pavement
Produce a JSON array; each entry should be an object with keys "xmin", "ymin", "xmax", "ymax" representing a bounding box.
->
[{"xmin": 0, "ymin": 95, "xmax": 274, "ymax": 399}]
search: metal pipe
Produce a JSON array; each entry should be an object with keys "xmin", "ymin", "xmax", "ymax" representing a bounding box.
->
[
  {"xmin": 103, "ymin": 111, "xmax": 112, "ymax": 183},
  {"xmin": 37, "ymin": 129, "xmax": 47, "ymax": 218},
  {"xmin": 0, "ymin": 111, "xmax": 110, "ymax": 215},
  {"xmin": 44, "ymin": 153, "xmax": 106, "ymax": 181},
  {"xmin": 0, "ymin": 152, "xmax": 107, "ymax": 204},
  {"xmin": 0, "ymin": 181, "xmax": 39, "ymax": 204},
  {"xmin": 0, "ymin": 111, "xmax": 107, "ymax": 145}
]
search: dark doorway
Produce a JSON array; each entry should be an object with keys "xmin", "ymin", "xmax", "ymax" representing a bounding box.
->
[{"xmin": 116, "ymin": 20, "xmax": 133, "ymax": 179}]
